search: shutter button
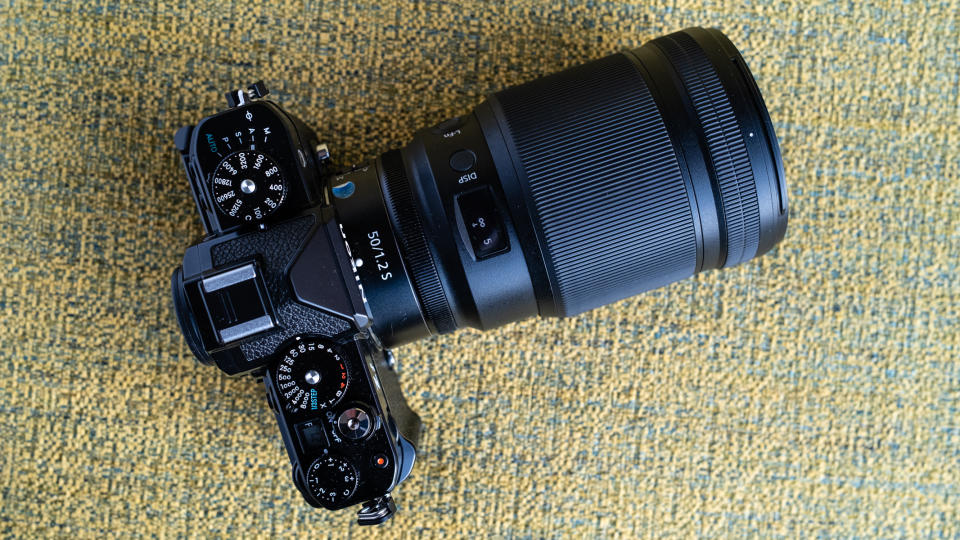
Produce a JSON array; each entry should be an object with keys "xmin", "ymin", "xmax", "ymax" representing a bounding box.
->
[{"xmin": 449, "ymin": 149, "xmax": 476, "ymax": 172}]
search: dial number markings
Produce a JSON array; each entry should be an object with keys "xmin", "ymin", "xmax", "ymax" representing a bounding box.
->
[
  {"xmin": 306, "ymin": 455, "xmax": 358, "ymax": 505},
  {"xmin": 274, "ymin": 339, "xmax": 349, "ymax": 414},
  {"xmin": 210, "ymin": 150, "xmax": 287, "ymax": 222}
]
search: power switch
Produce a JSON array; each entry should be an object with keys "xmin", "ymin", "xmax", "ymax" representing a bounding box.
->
[{"xmin": 455, "ymin": 187, "xmax": 509, "ymax": 260}]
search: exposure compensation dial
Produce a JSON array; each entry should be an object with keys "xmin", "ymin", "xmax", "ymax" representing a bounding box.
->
[{"xmin": 307, "ymin": 454, "xmax": 359, "ymax": 505}]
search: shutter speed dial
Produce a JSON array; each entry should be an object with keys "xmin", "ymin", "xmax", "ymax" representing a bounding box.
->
[
  {"xmin": 274, "ymin": 339, "xmax": 350, "ymax": 414},
  {"xmin": 211, "ymin": 150, "xmax": 288, "ymax": 222}
]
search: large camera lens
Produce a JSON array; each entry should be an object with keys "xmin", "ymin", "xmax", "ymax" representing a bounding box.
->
[{"xmin": 333, "ymin": 27, "xmax": 787, "ymax": 347}]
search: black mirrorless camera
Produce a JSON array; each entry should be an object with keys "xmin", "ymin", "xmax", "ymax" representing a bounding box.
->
[{"xmin": 171, "ymin": 28, "xmax": 788, "ymax": 525}]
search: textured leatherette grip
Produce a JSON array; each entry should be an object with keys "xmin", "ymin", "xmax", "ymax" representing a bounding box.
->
[
  {"xmin": 653, "ymin": 32, "xmax": 761, "ymax": 268},
  {"xmin": 492, "ymin": 53, "xmax": 698, "ymax": 316}
]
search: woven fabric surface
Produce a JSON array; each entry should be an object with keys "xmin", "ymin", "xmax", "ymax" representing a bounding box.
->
[{"xmin": 2, "ymin": 0, "xmax": 958, "ymax": 537}]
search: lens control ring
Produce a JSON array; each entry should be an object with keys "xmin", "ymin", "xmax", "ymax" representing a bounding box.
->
[
  {"xmin": 378, "ymin": 150, "xmax": 456, "ymax": 333},
  {"xmin": 651, "ymin": 31, "xmax": 761, "ymax": 268}
]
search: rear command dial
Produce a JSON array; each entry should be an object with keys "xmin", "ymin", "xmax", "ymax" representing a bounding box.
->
[
  {"xmin": 275, "ymin": 339, "xmax": 349, "ymax": 414},
  {"xmin": 211, "ymin": 150, "xmax": 287, "ymax": 222},
  {"xmin": 307, "ymin": 455, "xmax": 358, "ymax": 506}
]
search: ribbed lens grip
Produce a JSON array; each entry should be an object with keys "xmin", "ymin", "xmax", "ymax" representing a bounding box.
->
[
  {"xmin": 491, "ymin": 53, "xmax": 698, "ymax": 316},
  {"xmin": 652, "ymin": 32, "xmax": 760, "ymax": 267},
  {"xmin": 379, "ymin": 150, "xmax": 456, "ymax": 332}
]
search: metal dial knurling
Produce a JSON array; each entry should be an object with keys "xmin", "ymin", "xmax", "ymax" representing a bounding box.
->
[{"xmin": 306, "ymin": 455, "xmax": 358, "ymax": 505}]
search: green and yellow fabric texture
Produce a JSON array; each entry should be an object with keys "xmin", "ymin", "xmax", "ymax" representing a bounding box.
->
[{"xmin": 2, "ymin": 0, "xmax": 958, "ymax": 537}]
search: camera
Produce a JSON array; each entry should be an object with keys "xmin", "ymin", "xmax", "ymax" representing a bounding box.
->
[{"xmin": 171, "ymin": 27, "xmax": 787, "ymax": 525}]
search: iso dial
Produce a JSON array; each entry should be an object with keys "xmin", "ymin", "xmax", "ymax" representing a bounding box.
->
[{"xmin": 211, "ymin": 150, "xmax": 287, "ymax": 222}]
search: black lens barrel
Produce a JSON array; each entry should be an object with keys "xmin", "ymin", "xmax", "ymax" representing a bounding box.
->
[
  {"xmin": 644, "ymin": 28, "xmax": 787, "ymax": 266},
  {"xmin": 488, "ymin": 48, "xmax": 701, "ymax": 316},
  {"xmin": 338, "ymin": 27, "xmax": 787, "ymax": 344},
  {"xmin": 378, "ymin": 150, "xmax": 457, "ymax": 333},
  {"xmin": 484, "ymin": 27, "xmax": 787, "ymax": 316}
]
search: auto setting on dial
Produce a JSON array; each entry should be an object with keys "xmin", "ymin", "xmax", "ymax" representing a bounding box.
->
[
  {"xmin": 211, "ymin": 150, "xmax": 287, "ymax": 221},
  {"xmin": 274, "ymin": 339, "xmax": 350, "ymax": 414},
  {"xmin": 306, "ymin": 454, "xmax": 358, "ymax": 505}
]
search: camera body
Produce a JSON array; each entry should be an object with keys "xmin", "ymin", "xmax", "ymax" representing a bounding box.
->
[
  {"xmin": 170, "ymin": 28, "xmax": 788, "ymax": 527},
  {"xmin": 172, "ymin": 86, "xmax": 419, "ymax": 524}
]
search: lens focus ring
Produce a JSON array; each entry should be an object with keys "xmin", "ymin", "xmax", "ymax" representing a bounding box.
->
[
  {"xmin": 652, "ymin": 31, "xmax": 761, "ymax": 268},
  {"xmin": 491, "ymin": 53, "xmax": 699, "ymax": 316}
]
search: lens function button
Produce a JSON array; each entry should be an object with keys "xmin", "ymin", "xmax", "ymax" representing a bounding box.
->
[
  {"xmin": 433, "ymin": 116, "xmax": 464, "ymax": 137},
  {"xmin": 449, "ymin": 149, "xmax": 477, "ymax": 172},
  {"xmin": 455, "ymin": 187, "xmax": 509, "ymax": 260}
]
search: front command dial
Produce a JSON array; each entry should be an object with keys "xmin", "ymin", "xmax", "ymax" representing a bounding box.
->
[
  {"xmin": 274, "ymin": 339, "xmax": 349, "ymax": 414},
  {"xmin": 307, "ymin": 455, "xmax": 358, "ymax": 506},
  {"xmin": 211, "ymin": 150, "xmax": 287, "ymax": 222}
]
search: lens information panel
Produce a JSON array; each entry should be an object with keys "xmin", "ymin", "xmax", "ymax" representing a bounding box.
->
[{"xmin": 455, "ymin": 187, "xmax": 508, "ymax": 260}]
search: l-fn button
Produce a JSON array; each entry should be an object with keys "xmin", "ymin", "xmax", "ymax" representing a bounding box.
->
[{"xmin": 449, "ymin": 149, "xmax": 476, "ymax": 172}]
